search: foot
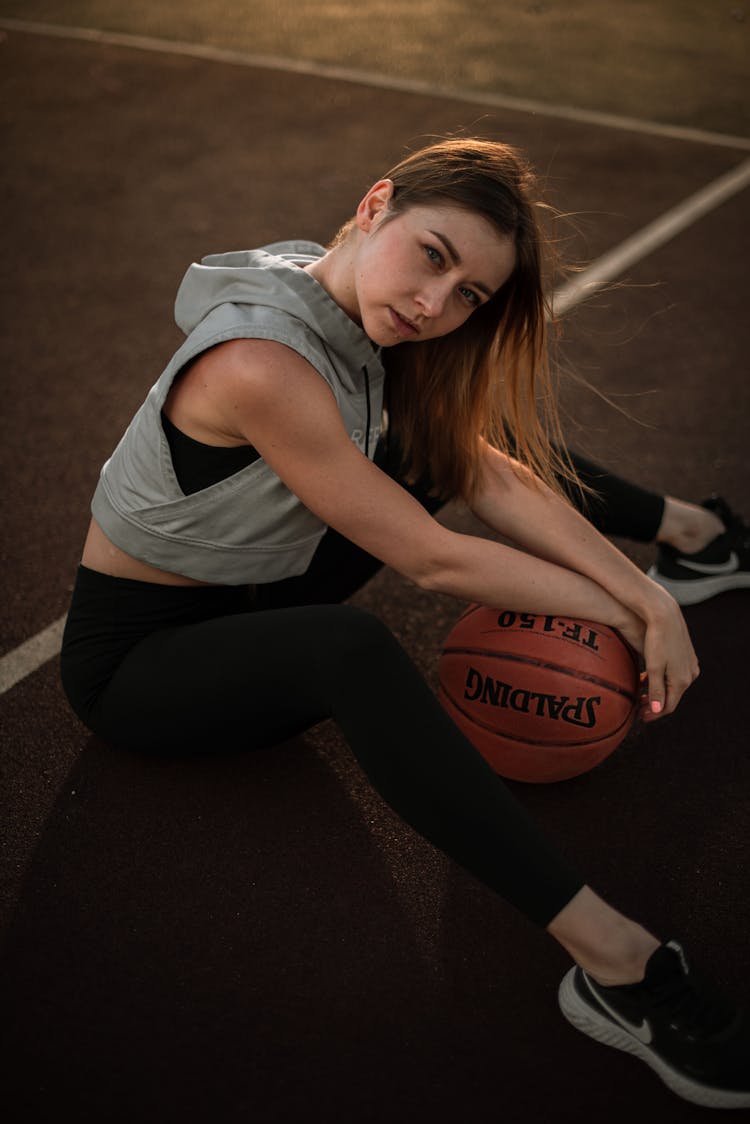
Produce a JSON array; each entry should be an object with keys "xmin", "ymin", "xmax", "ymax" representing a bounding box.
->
[
  {"xmin": 648, "ymin": 497, "xmax": 750, "ymax": 605},
  {"xmin": 559, "ymin": 941, "xmax": 750, "ymax": 1109}
]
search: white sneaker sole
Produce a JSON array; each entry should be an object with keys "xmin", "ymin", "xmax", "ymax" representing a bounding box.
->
[
  {"xmin": 558, "ymin": 968, "xmax": 750, "ymax": 1109},
  {"xmin": 647, "ymin": 566, "xmax": 750, "ymax": 606}
]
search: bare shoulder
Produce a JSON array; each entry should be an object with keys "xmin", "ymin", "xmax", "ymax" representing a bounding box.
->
[
  {"xmin": 183, "ymin": 346, "xmax": 451, "ymax": 590},
  {"xmin": 207, "ymin": 337, "xmax": 336, "ymax": 411},
  {"xmin": 172, "ymin": 337, "xmax": 341, "ymax": 446},
  {"xmin": 200, "ymin": 337, "xmax": 328, "ymax": 390}
]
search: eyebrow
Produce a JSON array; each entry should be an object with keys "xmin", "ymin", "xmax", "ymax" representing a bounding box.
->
[{"xmin": 428, "ymin": 229, "xmax": 494, "ymax": 298}]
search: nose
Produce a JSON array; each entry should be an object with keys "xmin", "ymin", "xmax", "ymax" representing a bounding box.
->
[{"xmin": 415, "ymin": 280, "xmax": 448, "ymax": 319}]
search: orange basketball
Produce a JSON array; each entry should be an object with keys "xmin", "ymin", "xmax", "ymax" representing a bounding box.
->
[{"xmin": 438, "ymin": 605, "xmax": 640, "ymax": 783}]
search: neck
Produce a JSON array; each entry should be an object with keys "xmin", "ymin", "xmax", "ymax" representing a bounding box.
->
[{"xmin": 304, "ymin": 242, "xmax": 361, "ymax": 325}]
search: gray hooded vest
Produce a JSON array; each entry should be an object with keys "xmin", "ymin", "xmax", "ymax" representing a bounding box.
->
[{"xmin": 91, "ymin": 241, "xmax": 385, "ymax": 584}]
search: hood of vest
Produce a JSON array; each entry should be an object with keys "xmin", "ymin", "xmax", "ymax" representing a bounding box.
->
[
  {"xmin": 90, "ymin": 240, "xmax": 386, "ymax": 584},
  {"xmin": 173, "ymin": 241, "xmax": 383, "ymax": 394}
]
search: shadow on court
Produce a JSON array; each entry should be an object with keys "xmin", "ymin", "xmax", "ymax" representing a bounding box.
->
[{"xmin": 1, "ymin": 28, "xmax": 749, "ymax": 1124}]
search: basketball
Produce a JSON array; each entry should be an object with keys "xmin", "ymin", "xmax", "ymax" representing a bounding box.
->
[{"xmin": 438, "ymin": 605, "xmax": 640, "ymax": 783}]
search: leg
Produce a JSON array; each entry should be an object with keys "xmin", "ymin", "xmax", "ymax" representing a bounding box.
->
[
  {"xmin": 656, "ymin": 496, "xmax": 725, "ymax": 552},
  {"xmin": 563, "ymin": 450, "xmax": 740, "ymax": 558},
  {"xmin": 559, "ymin": 452, "xmax": 750, "ymax": 604},
  {"xmin": 62, "ymin": 570, "xmax": 586, "ymax": 926},
  {"xmin": 560, "ymin": 449, "xmax": 666, "ymax": 542},
  {"xmin": 81, "ymin": 600, "xmax": 584, "ymax": 926},
  {"xmin": 547, "ymin": 886, "xmax": 659, "ymax": 984},
  {"xmin": 87, "ymin": 598, "xmax": 662, "ymax": 977},
  {"xmin": 62, "ymin": 571, "xmax": 750, "ymax": 1107}
]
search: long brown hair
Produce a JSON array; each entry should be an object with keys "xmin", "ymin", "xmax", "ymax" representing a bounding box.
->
[{"xmin": 351, "ymin": 137, "xmax": 577, "ymax": 504}]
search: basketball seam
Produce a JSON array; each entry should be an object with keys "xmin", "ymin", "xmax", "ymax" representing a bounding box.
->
[{"xmin": 440, "ymin": 644, "xmax": 638, "ymax": 701}]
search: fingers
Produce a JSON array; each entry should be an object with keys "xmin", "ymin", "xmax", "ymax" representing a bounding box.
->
[
  {"xmin": 640, "ymin": 666, "xmax": 666, "ymax": 723},
  {"xmin": 639, "ymin": 658, "xmax": 700, "ymax": 723}
]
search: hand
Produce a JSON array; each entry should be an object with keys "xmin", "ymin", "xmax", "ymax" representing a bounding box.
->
[
  {"xmin": 613, "ymin": 590, "xmax": 698, "ymax": 721},
  {"xmin": 637, "ymin": 588, "xmax": 700, "ymax": 722}
]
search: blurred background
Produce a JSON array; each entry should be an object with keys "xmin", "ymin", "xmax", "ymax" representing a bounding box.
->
[{"xmin": 2, "ymin": 0, "xmax": 748, "ymax": 135}]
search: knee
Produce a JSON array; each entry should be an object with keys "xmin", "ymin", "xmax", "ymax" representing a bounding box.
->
[
  {"xmin": 292, "ymin": 604, "xmax": 408, "ymax": 705},
  {"xmin": 324, "ymin": 604, "xmax": 398, "ymax": 660},
  {"xmin": 308, "ymin": 605, "xmax": 406, "ymax": 686},
  {"xmin": 313, "ymin": 604, "xmax": 411, "ymax": 712}
]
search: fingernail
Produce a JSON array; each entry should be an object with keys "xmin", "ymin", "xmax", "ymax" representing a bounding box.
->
[{"xmin": 650, "ymin": 700, "xmax": 663, "ymax": 714}]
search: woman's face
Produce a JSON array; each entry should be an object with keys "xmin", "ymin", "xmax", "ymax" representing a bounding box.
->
[{"xmin": 351, "ymin": 182, "xmax": 517, "ymax": 347}]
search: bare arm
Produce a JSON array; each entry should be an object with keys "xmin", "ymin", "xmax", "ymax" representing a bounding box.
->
[
  {"xmin": 209, "ymin": 340, "xmax": 638, "ymax": 627},
  {"xmin": 207, "ymin": 340, "xmax": 696, "ymax": 717}
]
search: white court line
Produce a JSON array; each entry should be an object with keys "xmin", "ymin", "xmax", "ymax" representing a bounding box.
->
[
  {"xmin": 552, "ymin": 156, "xmax": 750, "ymax": 317},
  {"xmin": 0, "ymin": 617, "xmax": 66, "ymax": 695},
  {"xmin": 2, "ymin": 26, "xmax": 750, "ymax": 697},
  {"xmin": 1, "ymin": 16, "xmax": 749, "ymax": 152}
]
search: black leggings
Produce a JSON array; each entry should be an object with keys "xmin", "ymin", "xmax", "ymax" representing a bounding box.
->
[{"xmin": 61, "ymin": 447, "xmax": 663, "ymax": 928}]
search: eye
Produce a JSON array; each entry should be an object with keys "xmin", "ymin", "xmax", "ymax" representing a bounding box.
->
[
  {"xmin": 459, "ymin": 286, "xmax": 481, "ymax": 308},
  {"xmin": 424, "ymin": 244, "xmax": 443, "ymax": 266},
  {"xmin": 424, "ymin": 242, "xmax": 481, "ymax": 308}
]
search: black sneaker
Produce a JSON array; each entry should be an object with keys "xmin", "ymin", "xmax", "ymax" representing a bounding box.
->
[
  {"xmin": 648, "ymin": 496, "xmax": 750, "ymax": 605},
  {"xmin": 558, "ymin": 941, "xmax": 750, "ymax": 1108}
]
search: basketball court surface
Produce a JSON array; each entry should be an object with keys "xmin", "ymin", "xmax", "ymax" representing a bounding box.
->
[{"xmin": 1, "ymin": 13, "xmax": 749, "ymax": 1122}]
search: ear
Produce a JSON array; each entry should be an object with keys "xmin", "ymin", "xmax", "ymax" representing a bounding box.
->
[{"xmin": 355, "ymin": 179, "xmax": 395, "ymax": 233}]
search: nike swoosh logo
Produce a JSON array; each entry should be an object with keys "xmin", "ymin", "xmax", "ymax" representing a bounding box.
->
[
  {"xmin": 582, "ymin": 973, "xmax": 653, "ymax": 1044},
  {"xmin": 677, "ymin": 551, "xmax": 739, "ymax": 576}
]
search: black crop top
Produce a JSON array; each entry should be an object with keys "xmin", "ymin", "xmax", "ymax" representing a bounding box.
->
[{"xmin": 161, "ymin": 410, "xmax": 260, "ymax": 496}]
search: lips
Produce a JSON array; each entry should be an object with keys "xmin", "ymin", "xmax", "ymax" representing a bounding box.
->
[{"xmin": 388, "ymin": 307, "xmax": 419, "ymax": 338}]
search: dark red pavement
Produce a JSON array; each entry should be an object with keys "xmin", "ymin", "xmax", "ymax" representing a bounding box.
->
[{"xmin": 1, "ymin": 28, "xmax": 749, "ymax": 1123}]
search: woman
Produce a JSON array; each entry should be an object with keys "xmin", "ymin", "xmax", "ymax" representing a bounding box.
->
[{"xmin": 61, "ymin": 138, "xmax": 749, "ymax": 1108}]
